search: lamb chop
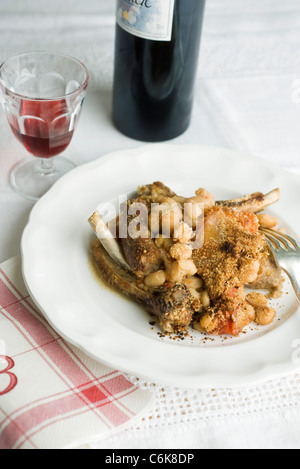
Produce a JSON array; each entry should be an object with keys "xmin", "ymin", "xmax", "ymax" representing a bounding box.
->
[
  {"xmin": 192, "ymin": 202, "xmax": 284, "ymax": 336},
  {"xmin": 89, "ymin": 182, "xmax": 173, "ymax": 278},
  {"xmin": 90, "ymin": 239, "xmax": 196, "ymax": 333},
  {"xmin": 119, "ymin": 198, "xmax": 163, "ymax": 278},
  {"xmin": 192, "ymin": 207, "xmax": 266, "ymax": 336},
  {"xmin": 89, "ymin": 182, "xmax": 198, "ymax": 333}
]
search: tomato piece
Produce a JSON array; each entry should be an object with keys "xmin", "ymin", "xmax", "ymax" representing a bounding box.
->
[{"xmin": 236, "ymin": 212, "xmax": 259, "ymax": 233}]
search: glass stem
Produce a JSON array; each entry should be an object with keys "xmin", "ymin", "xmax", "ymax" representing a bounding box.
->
[{"xmin": 38, "ymin": 157, "xmax": 55, "ymax": 176}]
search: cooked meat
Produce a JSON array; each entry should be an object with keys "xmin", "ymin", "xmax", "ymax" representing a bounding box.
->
[
  {"xmin": 151, "ymin": 283, "xmax": 199, "ymax": 333},
  {"xmin": 91, "ymin": 238, "xmax": 150, "ymax": 303},
  {"xmin": 119, "ymin": 198, "xmax": 162, "ymax": 278},
  {"xmin": 192, "ymin": 207, "xmax": 265, "ymax": 300},
  {"xmin": 192, "ymin": 206, "xmax": 266, "ymax": 335},
  {"xmin": 91, "ymin": 239, "xmax": 196, "ymax": 333},
  {"xmin": 248, "ymin": 249, "xmax": 284, "ymax": 298},
  {"xmin": 137, "ymin": 181, "xmax": 176, "ymax": 204}
]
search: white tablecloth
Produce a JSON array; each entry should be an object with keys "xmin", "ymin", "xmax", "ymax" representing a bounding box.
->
[{"xmin": 1, "ymin": 0, "xmax": 300, "ymax": 449}]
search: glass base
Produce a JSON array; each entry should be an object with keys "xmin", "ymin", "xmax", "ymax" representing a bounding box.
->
[{"xmin": 10, "ymin": 156, "xmax": 76, "ymax": 201}]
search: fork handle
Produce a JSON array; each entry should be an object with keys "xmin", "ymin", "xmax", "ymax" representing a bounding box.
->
[{"xmin": 283, "ymin": 267, "xmax": 300, "ymax": 303}]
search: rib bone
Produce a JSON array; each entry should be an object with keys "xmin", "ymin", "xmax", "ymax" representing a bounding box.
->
[
  {"xmin": 89, "ymin": 211, "xmax": 132, "ymax": 272},
  {"xmin": 216, "ymin": 188, "xmax": 280, "ymax": 213}
]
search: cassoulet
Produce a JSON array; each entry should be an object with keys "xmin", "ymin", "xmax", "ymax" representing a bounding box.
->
[{"xmin": 89, "ymin": 182, "xmax": 284, "ymax": 337}]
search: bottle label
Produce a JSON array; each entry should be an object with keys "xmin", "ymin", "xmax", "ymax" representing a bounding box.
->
[{"xmin": 116, "ymin": 0, "xmax": 175, "ymax": 41}]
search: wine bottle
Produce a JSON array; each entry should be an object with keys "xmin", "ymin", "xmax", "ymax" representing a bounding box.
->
[{"xmin": 112, "ymin": 0, "xmax": 206, "ymax": 142}]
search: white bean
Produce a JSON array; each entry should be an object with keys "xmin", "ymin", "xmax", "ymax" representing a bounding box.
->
[
  {"xmin": 257, "ymin": 213, "xmax": 278, "ymax": 229},
  {"xmin": 183, "ymin": 276, "xmax": 203, "ymax": 290},
  {"xmin": 145, "ymin": 270, "xmax": 167, "ymax": 288},
  {"xmin": 200, "ymin": 290, "xmax": 210, "ymax": 308}
]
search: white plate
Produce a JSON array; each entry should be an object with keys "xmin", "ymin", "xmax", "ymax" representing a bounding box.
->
[{"xmin": 21, "ymin": 144, "xmax": 300, "ymax": 388}]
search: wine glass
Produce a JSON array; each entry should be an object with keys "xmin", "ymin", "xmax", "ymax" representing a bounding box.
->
[{"xmin": 0, "ymin": 52, "xmax": 89, "ymax": 201}]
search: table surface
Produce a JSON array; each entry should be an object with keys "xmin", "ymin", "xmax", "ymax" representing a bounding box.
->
[{"xmin": 1, "ymin": 0, "xmax": 300, "ymax": 449}]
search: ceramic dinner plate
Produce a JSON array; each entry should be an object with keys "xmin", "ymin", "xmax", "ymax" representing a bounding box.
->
[{"xmin": 21, "ymin": 144, "xmax": 300, "ymax": 388}]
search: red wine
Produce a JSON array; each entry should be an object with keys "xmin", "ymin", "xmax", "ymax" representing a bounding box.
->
[
  {"xmin": 11, "ymin": 127, "xmax": 74, "ymax": 158},
  {"xmin": 9, "ymin": 98, "xmax": 73, "ymax": 158},
  {"xmin": 113, "ymin": 0, "xmax": 206, "ymax": 142}
]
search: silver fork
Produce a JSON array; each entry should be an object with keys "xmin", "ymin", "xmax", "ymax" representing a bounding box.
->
[{"xmin": 260, "ymin": 227, "xmax": 300, "ymax": 302}]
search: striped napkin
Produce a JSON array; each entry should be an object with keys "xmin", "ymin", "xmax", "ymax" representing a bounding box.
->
[{"xmin": 0, "ymin": 256, "xmax": 154, "ymax": 449}]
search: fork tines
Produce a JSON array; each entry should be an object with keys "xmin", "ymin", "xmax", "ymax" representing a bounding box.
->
[{"xmin": 259, "ymin": 227, "xmax": 300, "ymax": 252}]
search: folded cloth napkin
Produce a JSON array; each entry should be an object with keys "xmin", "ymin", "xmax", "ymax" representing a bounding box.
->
[{"xmin": 0, "ymin": 256, "xmax": 154, "ymax": 450}]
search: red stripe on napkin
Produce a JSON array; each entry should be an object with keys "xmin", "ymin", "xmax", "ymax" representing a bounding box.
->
[
  {"xmin": 0, "ymin": 263, "xmax": 149, "ymax": 450},
  {"xmin": 0, "ymin": 274, "xmax": 23, "ymax": 308}
]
